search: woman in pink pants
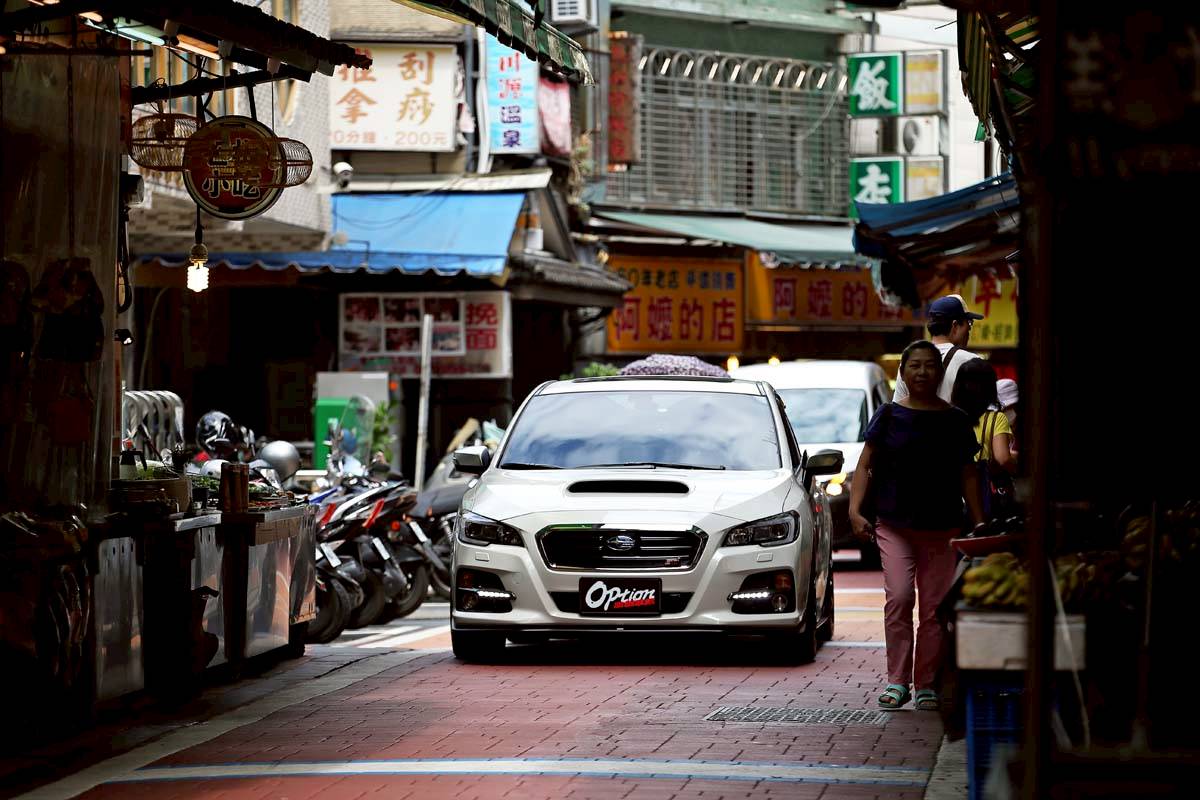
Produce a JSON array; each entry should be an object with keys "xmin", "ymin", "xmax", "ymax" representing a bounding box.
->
[{"xmin": 847, "ymin": 340, "xmax": 985, "ymax": 711}]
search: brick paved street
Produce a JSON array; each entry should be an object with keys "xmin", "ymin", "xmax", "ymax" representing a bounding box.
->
[{"xmin": 14, "ymin": 563, "xmax": 948, "ymax": 800}]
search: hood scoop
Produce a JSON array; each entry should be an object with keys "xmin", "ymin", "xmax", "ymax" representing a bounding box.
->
[{"xmin": 568, "ymin": 479, "xmax": 689, "ymax": 495}]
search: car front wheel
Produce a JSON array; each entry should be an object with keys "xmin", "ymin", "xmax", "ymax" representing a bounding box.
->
[
  {"xmin": 451, "ymin": 627, "xmax": 506, "ymax": 663},
  {"xmin": 776, "ymin": 582, "xmax": 818, "ymax": 665}
]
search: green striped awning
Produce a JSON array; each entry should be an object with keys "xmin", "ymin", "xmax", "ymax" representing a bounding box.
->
[
  {"xmin": 958, "ymin": 11, "xmax": 1039, "ymax": 133},
  {"xmin": 394, "ymin": 0, "xmax": 593, "ymax": 84}
]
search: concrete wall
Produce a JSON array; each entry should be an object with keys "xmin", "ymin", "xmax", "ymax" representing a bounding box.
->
[
  {"xmin": 843, "ymin": 4, "xmax": 987, "ymax": 192},
  {"xmin": 243, "ymin": 0, "xmax": 333, "ymax": 237}
]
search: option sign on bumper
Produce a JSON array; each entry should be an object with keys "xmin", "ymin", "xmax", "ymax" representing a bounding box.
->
[{"xmin": 579, "ymin": 577, "xmax": 662, "ymax": 616}]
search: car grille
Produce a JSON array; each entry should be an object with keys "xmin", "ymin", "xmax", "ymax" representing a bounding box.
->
[
  {"xmin": 537, "ymin": 527, "xmax": 707, "ymax": 571},
  {"xmin": 551, "ymin": 592, "xmax": 693, "ymax": 615}
]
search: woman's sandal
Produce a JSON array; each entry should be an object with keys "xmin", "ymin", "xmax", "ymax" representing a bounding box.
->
[
  {"xmin": 914, "ymin": 689, "xmax": 939, "ymax": 711},
  {"xmin": 878, "ymin": 684, "xmax": 911, "ymax": 710}
]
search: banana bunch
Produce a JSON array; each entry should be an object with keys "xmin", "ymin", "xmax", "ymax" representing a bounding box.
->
[
  {"xmin": 962, "ymin": 552, "xmax": 1029, "ymax": 609},
  {"xmin": 1120, "ymin": 515, "xmax": 1151, "ymax": 572}
]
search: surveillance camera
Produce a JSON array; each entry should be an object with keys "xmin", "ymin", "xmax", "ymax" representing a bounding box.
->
[{"xmin": 332, "ymin": 161, "xmax": 354, "ymax": 189}]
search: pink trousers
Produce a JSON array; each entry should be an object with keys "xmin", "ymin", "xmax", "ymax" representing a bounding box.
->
[{"xmin": 875, "ymin": 523, "xmax": 959, "ymax": 690}]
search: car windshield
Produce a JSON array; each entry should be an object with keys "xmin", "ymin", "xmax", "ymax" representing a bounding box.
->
[
  {"xmin": 777, "ymin": 388, "xmax": 868, "ymax": 443},
  {"xmin": 499, "ymin": 390, "xmax": 782, "ymax": 470}
]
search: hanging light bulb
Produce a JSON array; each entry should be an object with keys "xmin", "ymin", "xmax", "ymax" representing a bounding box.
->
[
  {"xmin": 187, "ymin": 241, "xmax": 209, "ymax": 293},
  {"xmin": 768, "ymin": 355, "xmax": 781, "ymax": 367},
  {"xmin": 726, "ymin": 355, "xmax": 740, "ymax": 372}
]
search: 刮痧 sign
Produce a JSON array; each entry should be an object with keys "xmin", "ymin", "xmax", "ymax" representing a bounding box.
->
[{"xmin": 330, "ymin": 45, "xmax": 457, "ymax": 151}]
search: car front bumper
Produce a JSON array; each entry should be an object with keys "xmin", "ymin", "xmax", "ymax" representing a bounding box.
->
[{"xmin": 451, "ymin": 536, "xmax": 809, "ymax": 632}]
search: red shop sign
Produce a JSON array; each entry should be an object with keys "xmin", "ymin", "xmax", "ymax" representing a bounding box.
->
[{"xmin": 183, "ymin": 116, "xmax": 283, "ymax": 220}]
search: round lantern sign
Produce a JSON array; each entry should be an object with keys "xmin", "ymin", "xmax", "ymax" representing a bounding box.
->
[{"xmin": 183, "ymin": 116, "xmax": 284, "ymax": 220}]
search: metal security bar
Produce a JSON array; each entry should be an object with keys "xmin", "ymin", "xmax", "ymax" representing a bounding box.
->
[{"xmin": 604, "ymin": 47, "xmax": 850, "ymax": 219}]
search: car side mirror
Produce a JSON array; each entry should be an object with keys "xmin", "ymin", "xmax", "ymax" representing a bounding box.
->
[
  {"xmin": 803, "ymin": 449, "xmax": 844, "ymax": 490},
  {"xmin": 452, "ymin": 445, "xmax": 491, "ymax": 476}
]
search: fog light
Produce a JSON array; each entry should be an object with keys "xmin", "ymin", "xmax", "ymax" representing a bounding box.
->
[
  {"xmin": 730, "ymin": 569, "xmax": 797, "ymax": 615},
  {"xmin": 455, "ymin": 569, "xmax": 514, "ymax": 613},
  {"xmin": 475, "ymin": 589, "xmax": 515, "ymax": 600},
  {"xmin": 728, "ymin": 589, "xmax": 771, "ymax": 602}
]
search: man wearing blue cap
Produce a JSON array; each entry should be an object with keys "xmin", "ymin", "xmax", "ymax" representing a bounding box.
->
[{"xmin": 893, "ymin": 294, "xmax": 985, "ymax": 403}]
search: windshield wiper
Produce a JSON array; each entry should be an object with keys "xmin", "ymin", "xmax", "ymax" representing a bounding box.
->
[
  {"xmin": 579, "ymin": 461, "xmax": 726, "ymax": 471},
  {"xmin": 498, "ymin": 462, "xmax": 563, "ymax": 470}
]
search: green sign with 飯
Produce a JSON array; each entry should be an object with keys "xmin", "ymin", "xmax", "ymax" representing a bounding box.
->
[
  {"xmin": 849, "ymin": 157, "xmax": 904, "ymax": 219},
  {"xmin": 847, "ymin": 53, "xmax": 903, "ymax": 117}
]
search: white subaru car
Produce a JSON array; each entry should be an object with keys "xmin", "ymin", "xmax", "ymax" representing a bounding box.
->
[{"xmin": 448, "ymin": 376, "xmax": 842, "ymax": 663}]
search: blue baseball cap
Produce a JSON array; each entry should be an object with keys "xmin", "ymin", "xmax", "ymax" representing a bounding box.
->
[{"xmin": 927, "ymin": 294, "xmax": 984, "ymax": 321}]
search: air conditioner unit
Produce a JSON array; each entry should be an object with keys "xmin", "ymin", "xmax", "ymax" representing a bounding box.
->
[
  {"xmin": 549, "ymin": 0, "xmax": 599, "ymax": 31},
  {"xmin": 895, "ymin": 116, "xmax": 940, "ymax": 157}
]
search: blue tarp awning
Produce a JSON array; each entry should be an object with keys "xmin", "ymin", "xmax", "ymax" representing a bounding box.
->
[
  {"xmin": 145, "ymin": 192, "xmax": 526, "ymax": 276},
  {"xmin": 853, "ymin": 173, "xmax": 1019, "ymax": 259}
]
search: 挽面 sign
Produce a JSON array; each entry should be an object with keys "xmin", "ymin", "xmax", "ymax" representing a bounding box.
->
[
  {"xmin": 904, "ymin": 50, "xmax": 946, "ymax": 115},
  {"xmin": 330, "ymin": 45, "xmax": 458, "ymax": 152},
  {"xmin": 338, "ymin": 291, "xmax": 511, "ymax": 378}
]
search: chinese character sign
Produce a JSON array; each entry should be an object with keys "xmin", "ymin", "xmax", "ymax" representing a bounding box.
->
[
  {"xmin": 338, "ymin": 292, "xmax": 512, "ymax": 378},
  {"xmin": 330, "ymin": 45, "xmax": 457, "ymax": 152},
  {"xmin": 607, "ymin": 257, "xmax": 743, "ymax": 354},
  {"xmin": 848, "ymin": 53, "xmax": 903, "ymax": 117},
  {"xmin": 608, "ymin": 34, "xmax": 643, "ymax": 165},
  {"xmin": 486, "ymin": 36, "xmax": 539, "ymax": 155},
  {"xmin": 933, "ymin": 276, "xmax": 1019, "ymax": 348},
  {"xmin": 745, "ymin": 253, "xmax": 921, "ymax": 327},
  {"xmin": 850, "ymin": 157, "xmax": 905, "ymax": 219}
]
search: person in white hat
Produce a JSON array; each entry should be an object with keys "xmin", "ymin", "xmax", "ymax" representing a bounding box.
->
[
  {"xmin": 893, "ymin": 294, "xmax": 985, "ymax": 404},
  {"xmin": 995, "ymin": 379, "xmax": 1019, "ymax": 455}
]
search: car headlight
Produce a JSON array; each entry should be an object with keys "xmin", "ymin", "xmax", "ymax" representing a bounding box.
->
[
  {"xmin": 722, "ymin": 512, "xmax": 799, "ymax": 548},
  {"xmin": 457, "ymin": 511, "xmax": 525, "ymax": 547}
]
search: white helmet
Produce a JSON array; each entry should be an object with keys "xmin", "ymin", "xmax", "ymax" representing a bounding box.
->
[{"xmin": 201, "ymin": 459, "xmax": 227, "ymax": 478}]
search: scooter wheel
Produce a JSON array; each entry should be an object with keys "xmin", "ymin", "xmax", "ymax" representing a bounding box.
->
[
  {"xmin": 387, "ymin": 563, "xmax": 430, "ymax": 619},
  {"xmin": 347, "ymin": 571, "xmax": 388, "ymax": 629},
  {"xmin": 308, "ymin": 579, "xmax": 352, "ymax": 644}
]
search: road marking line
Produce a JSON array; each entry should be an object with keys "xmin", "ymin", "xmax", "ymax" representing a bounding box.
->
[
  {"xmin": 824, "ymin": 641, "xmax": 887, "ymax": 649},
  {"xmin": 337, "ymin": 625, "xmax": 419, "ymax": 647},
  {"xmin": 350, "ymin": 625, "xmax": 451, "ymax": 649},
  {"xmin": 116, "ymin": 758, "xmax": 929, "ymax": 787},
  {"xmin": 15, "ymin": 650, "xmax": 448, "ymax": 800}
]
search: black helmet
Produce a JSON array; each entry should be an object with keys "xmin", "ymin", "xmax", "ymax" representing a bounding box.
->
[{"xmin": 196, "ymin": 411, "xmax": 237, "ymax": 458}]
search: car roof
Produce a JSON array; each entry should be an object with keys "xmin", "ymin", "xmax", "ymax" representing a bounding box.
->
[
  {"xmin": 540, "ymin": 376, "xmax": 766, "ymax": 396},
  {"xmin": 730, "ymin": 359, "xmax": 885, "ymax": 390}
]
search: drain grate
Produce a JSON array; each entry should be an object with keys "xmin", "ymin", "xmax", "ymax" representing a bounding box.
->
[{"xmin": 705, "ymin": 707, "xmax": 890, "ymax": 725}]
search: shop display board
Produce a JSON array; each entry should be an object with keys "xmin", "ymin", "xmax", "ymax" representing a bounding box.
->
[{"xmin": 338, "ymin": 291, "xmax": 511, "ymax": 379}]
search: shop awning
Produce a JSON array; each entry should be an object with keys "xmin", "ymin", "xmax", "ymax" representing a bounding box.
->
[
  {"xmin": 593, "ymin": 211, "xmax": 859, "ymax": 264},
  {"xmin": 394, "ymin": 1, "xmax": 592, "ymax": 84},
  {"xmin": 853, "ymin": 172, "xmax": 1021, "ymax": 304},
  {"xmin": 145, "ymin": 192, "xmax": 526, "ymax": 276},
  {"xmin": 508, "ymin": 252, "xmax": 632, "ymax": 308},
  {"xmin": 3, "ymin": 1, "xmax": 371, "ymax": 76}
]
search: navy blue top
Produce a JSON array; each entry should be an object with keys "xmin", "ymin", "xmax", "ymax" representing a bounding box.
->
[{"xmin": 865, "ymin": 403, "xmax": 978, "ymax": 531}]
